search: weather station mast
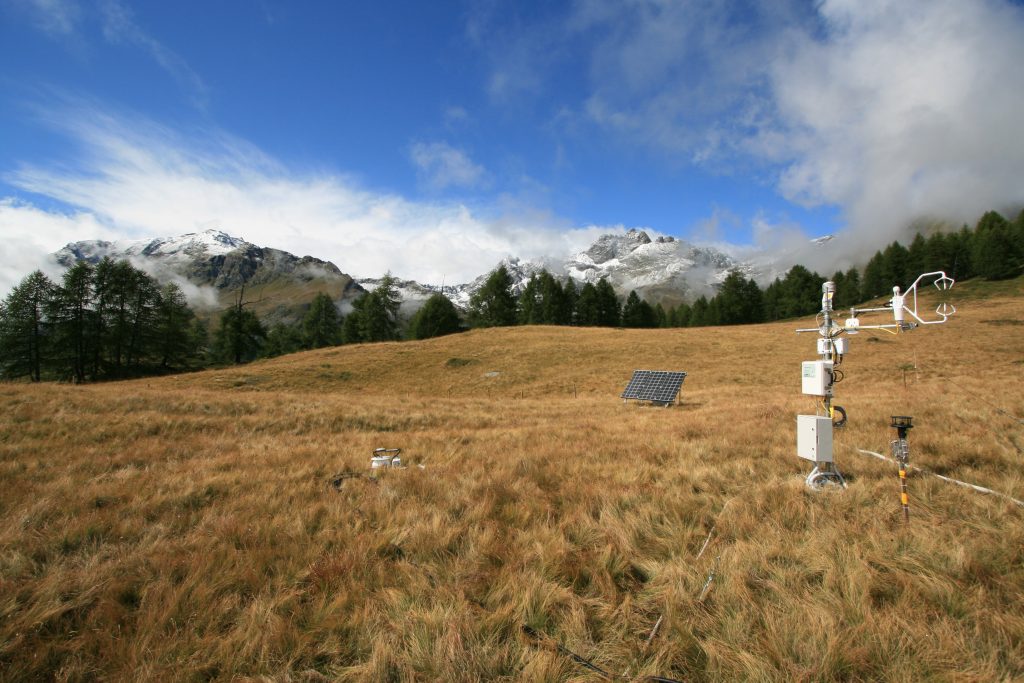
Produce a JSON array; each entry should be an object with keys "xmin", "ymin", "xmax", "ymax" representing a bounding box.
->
[{"xmin": 795, "ymin": 272, "xmax": 956, "ymax": 488}]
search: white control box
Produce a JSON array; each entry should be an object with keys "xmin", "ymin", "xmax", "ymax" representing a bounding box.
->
[
  {"xmin": 801, "ymin": 360, "xmax": 833, "ymax": 396},
  {"xmin": 797, "ymin": 415, "xmax": 833, "ymax": 462}
]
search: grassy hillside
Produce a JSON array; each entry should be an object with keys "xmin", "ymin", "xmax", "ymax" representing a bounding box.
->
[
  {"xmin": 1, "ymin": 277, "xmax": 1022, "ymax": 681},
  {"xmin": 204, "ymin": 273, "xmax": 360, "ymax": 327}
]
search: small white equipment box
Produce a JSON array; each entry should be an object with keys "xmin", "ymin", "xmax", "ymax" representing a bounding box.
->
[
  {"xmin": 797, "ymin": 415, "xmax": 833, "ymax": 463},
  {"xmin": 801, "ymin": 360, "xmax": 833, "ymax": 396}
]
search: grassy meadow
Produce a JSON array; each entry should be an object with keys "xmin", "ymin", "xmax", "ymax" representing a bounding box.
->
[{"xmin": 1, "ymin": 278, "xmax": 1023, "ymax": 681}]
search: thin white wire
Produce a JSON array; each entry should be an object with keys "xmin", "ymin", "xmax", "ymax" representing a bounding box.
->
[{"xmin": 854, "ymin": 448, "xmax": 1024, "ymax": 507}]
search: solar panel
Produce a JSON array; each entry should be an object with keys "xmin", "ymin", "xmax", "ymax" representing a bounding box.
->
[{"xmin": 621, "ymin": 370, "xmax": 687, "ymax": 406}]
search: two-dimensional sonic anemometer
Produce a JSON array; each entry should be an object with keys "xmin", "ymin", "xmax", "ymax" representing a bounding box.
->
[{"xmin": 795, "ymin": 272, "xmax": 955, "ymax": 489}]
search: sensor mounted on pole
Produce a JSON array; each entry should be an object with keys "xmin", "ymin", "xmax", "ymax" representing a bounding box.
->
[{"xmin": 794, "ymin": 272, "xmax": 955, "ymax": 489}]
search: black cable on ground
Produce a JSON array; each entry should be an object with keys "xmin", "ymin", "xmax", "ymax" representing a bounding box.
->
[{"xmin": 520, "ymin": 625, "xmax": 685, "ymax": 683}]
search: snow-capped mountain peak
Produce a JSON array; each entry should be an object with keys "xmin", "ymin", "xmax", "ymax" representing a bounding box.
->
[
  {"xmin": 136, "ymin": 229, "xmax": 249, "ymax": 259},
  {"xmin": 52, "ymin": 229, "xmax": 362, "ymax": 326},
  {"xmin": 54, "ymin": 229, "xmax": 252, "ymax": 268}
]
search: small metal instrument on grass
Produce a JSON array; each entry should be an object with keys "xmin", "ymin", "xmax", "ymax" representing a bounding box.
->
[
  {"xmin": 890, "ymin": 416, "xmax": 913, "ymax": 523},
  {"xmin": 371, "ymin": 447, "xmax": 403, "ymax": 469}
]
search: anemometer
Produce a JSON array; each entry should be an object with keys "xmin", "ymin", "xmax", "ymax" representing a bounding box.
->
[{"xmin": 795, "ymin": 272, "xmax": 956, "ymax": 488}]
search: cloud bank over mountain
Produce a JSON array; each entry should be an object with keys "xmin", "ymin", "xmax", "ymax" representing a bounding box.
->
[
  {"xmin": 1, "ymin": 102, "xmax": 615, "ymax": 295},
  {"xmin": 545, "ymin": 0, "xmax": 1024, "ymax": 259}
]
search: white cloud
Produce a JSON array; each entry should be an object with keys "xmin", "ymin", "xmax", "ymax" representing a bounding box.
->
[
  {"xmin": 409, "ymin": 141, "xmax": 487, "ymax": 191},
  {"xmin": 98, "ymin": 0, "xmax": 209, "ymax": 108},
  {"xmin": 483, "ymin": 0, "xmax": 1024, "ymax": 262},
  {"xmin": 443, "ymin": 105, "xmax": 470, "ymax": 128},
  {"xmin": 764, "ymin": 0, "xmax": 1024, "ymax": 256},
  {"xmin": 15, "ymin": 0, "xmax": 82, "ymax": 36},
  {"xmin": 0, "ymin": 104, "xmax": 607, "ymax": 297},
  {"xmin": 0, "ymin": 198, "xmax": 114, "ymax": 293}
]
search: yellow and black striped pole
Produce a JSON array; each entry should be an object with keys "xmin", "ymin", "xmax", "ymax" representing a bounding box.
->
[
  {"xmin": 898, "ymin": 461, "xmax": 910, "ymax": 523},
  {"xmin": 891, "ymin": 416, "xmax": 913, "ymax": 525}
]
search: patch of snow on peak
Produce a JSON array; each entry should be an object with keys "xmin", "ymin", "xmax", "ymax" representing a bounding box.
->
[{"xmin": 133, "ymin": 230, "xmax": 250, "ymax": 260}]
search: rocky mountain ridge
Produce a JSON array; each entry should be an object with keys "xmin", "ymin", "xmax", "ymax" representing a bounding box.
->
[
  {"xmin": 53, "ymin": 230, "xmax": 364, "ymax": 325},
  {"xmin": 357, "ymin": 229, "xmax": 756, "ymax": 311},
  {"xmin": 54, "ymin": 227, "xmax": 766, "ymax": 320}
]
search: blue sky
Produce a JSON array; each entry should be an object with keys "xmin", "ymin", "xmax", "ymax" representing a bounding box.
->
[{"xmin": 2, "ymin": 0, "xmax": 1023, "ymax": 293}]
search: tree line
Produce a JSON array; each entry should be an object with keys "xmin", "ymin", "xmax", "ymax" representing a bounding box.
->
[
  {"xmin": 2, "ymin": 209, "xmax": 1021, "ymax": 380},
  {"xmin": 466, "ymin": 208, "xmax": 1023, "ymax": 329},
  {"xmin": 0, "ymin": 259, "xmax": 204, "ymax": 382}
]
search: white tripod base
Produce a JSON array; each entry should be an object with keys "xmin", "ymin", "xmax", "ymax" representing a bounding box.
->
[{"xmin": 806, "ymin": 463, "xmax": 847, "ymax": 489}]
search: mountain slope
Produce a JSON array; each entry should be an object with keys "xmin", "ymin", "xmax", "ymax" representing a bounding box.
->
[
  {"xmin": 381, "ymin": 229, "xmax": 755, "ymax": 311},
  {"xmin": 54, "ymin": 229, "xmax": 364, "ymax": 325}
]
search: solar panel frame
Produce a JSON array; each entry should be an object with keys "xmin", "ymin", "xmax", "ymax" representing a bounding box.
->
[{"xmin": 620, "ymin": 370, "xmax": 687, "ymax": 406}]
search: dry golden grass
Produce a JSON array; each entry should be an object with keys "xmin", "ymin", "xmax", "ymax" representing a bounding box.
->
[{"xmin": 2, "ymin": 277, "xmax": 1023, "ymax": 681}]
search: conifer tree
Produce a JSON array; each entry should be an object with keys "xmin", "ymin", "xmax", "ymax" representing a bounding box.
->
[
  {"xmin": 303, "ymin": 292, "xmax": 342, "ymax": 348},
  {"xmin": 972, "ymin": 211, "xmax": 1020, "ymax": 280},
  {"xmin": 103, "ymin": 259, "xmax": 138, "ymax": 372},
  {"xmin": 621, "ymin": 291, "xmax": 645, "ymax": 327},
  {"xmin": 618, "ymin": 288, "xmax": 659, "ymax": 327},
  {"xmin": 214, "ymin": 289, "xmax": 266, "ymax": 364},
  {"xmin": 704, "ymin": 296, "xmax": 721, "ymax": 326},
  {"xmin": 743, "ymin": 275, "xmax": 765, "ymax": 323},
  {"xmin": 924, "ymin": 232, "xmax": 951, "ymax": 273},
  {"xmin": 407, "ymin": 293, "xmax": 462, "ymax": 340},
  {"xmin": 562, "ymin": 278, "xmax": 579, "ymax": 325},
  {"xmin": 517, "ymin": 275, "xmax": 540, "ymax": 325},
  {"xmin": 537, "ymin": 271, "xmax": 570, "ymax": 324},
  {"xmin": 774, "ymin": 265, "xmax": 823, "ymax": 318},
  {"xmin": 154, "ymin": 283, "xmax": 199, "ymax": 369},
  {"xmin": 358, "ymin": 274, "xmax": 402, "ymax": 341},
  {"xmin": 838, "ymin": 267, "xmax": 861, "ymax": 309},
  {"xmin": 861, "ymin": 250, "xmax": 886, "ymax": 300},
  {"xmin": 50, "ymin": 261, "xmax": 94, "ymax": 382},
  {"xmin": 341, "ymin": 307, "xmax": 363, "ymax": 344},
  {"xmin": 949, "ymin": 226, "xmax": 975, "ymax": 280},
  {"xmin": 468, "ymin": 265, "xmax": 517, "ymax": 328},
  {"xmin": 263, "ymin": 323, "xmax": 305, "ymax": 358},
  {"xmin": 880, "ymin": 241, "xmax": 909, "ymax": 289},
  {"xmin": 689, "ymin": 296, "xmax": 709, "ymax": 327},
  {"xmin": 655, "ymin": 303, "xmax": 667, "ymax": 327},
  {"xmin": 0, "ymin": 270, "xmax": 53, "ymax": 381},
  {"xmin": 716, "ymin": 270, "xmax": 762, "ymax": 325},
  {"xmin": 673, "ymin": 302, "xmax": 691, "ymax": 327},
  {"xmin": 762, "ymin": 278, "xmax": 782, "ymax": 321},
  {"xmin": 906, "ymin": 233, "xmax": 928, "ymax": 277},
  {"xmin": 123, "ymin": 270, "xmax": 161, "ymax": 371},
  {"xmin": 575, "ymin": 282, "xmax": 599, "ymax": 326},
  {"xmin": 594, "ymin": 277, "xmax": 620, "ymax": 327}
]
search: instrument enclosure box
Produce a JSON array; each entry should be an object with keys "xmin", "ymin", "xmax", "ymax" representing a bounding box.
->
[
  {"xmin": 797, "ymin": 415, "xmax": 833, "ymax": 462},
  {"xmin": 801, "ymin": 360, "xmax": 834, "ymax": 396}
]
